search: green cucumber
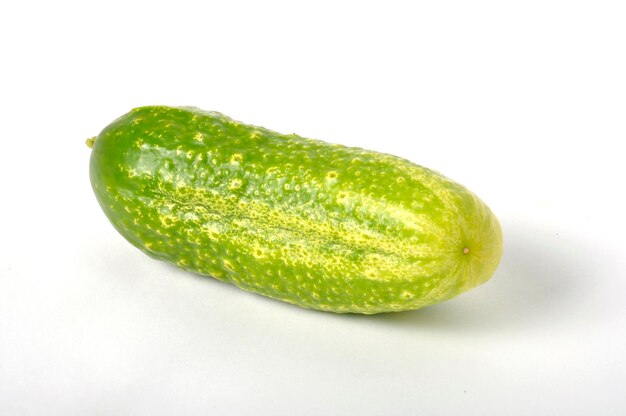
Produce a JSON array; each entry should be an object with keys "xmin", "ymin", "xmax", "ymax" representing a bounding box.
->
[{"xmin": 88, "ymin": 106, "xmax": 502, "ymax": 314}]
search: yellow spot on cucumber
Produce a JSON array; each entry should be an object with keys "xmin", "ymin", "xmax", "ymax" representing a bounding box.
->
[
  {"xmin": 230, "ymin": 154, "xmax": 243, "ymax": 165},
  {"xmin": 229, "ymin": 178, "xmax": 243, "ymax": 190}
]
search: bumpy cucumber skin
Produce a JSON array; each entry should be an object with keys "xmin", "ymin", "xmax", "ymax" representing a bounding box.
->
[{"xmin": 89, "ymin": 106, "xmax": 502, "ymax": 314}]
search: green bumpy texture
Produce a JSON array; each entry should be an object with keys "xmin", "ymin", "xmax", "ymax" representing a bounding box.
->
[{"xmin": 89, "ymin": 106, "xmax": 503, "ymax": 314}]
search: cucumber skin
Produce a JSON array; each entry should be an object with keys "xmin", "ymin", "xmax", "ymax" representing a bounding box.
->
[{"xmin": 89, "ymin": 106, "xmax": 502, "ymax": 314}]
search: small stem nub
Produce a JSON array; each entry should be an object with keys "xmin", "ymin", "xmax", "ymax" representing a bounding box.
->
[
  {"xmin": 463, "ymin": 247, "xmax": 470, "ymax": 255},
  {"xmin": 85, "ymin": 137, "xmax": 96, "ymax": 149}
]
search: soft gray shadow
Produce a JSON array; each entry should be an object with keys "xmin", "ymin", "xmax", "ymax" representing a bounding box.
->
[
  {"xmin": 158, "ymin": 218, "xmax": 596, "ymax": 333},
  {"xmin": 348, "ymin": 219, "xmax": 597, "ymax": 332}
]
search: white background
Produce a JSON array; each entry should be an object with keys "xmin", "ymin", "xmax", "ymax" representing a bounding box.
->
[{"xmin": 1, "ymin": 1, "xmax": 625, "ymax": 414}]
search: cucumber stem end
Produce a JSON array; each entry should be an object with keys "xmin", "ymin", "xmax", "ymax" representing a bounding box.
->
[{"xmin": 86, "ymin": 137, "xmax": 96, "ymax": 149}]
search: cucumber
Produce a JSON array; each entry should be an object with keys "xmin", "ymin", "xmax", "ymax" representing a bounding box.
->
[{"xmin": 88, "ymin": 106, "xmax": 502, "ymax": 314}]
